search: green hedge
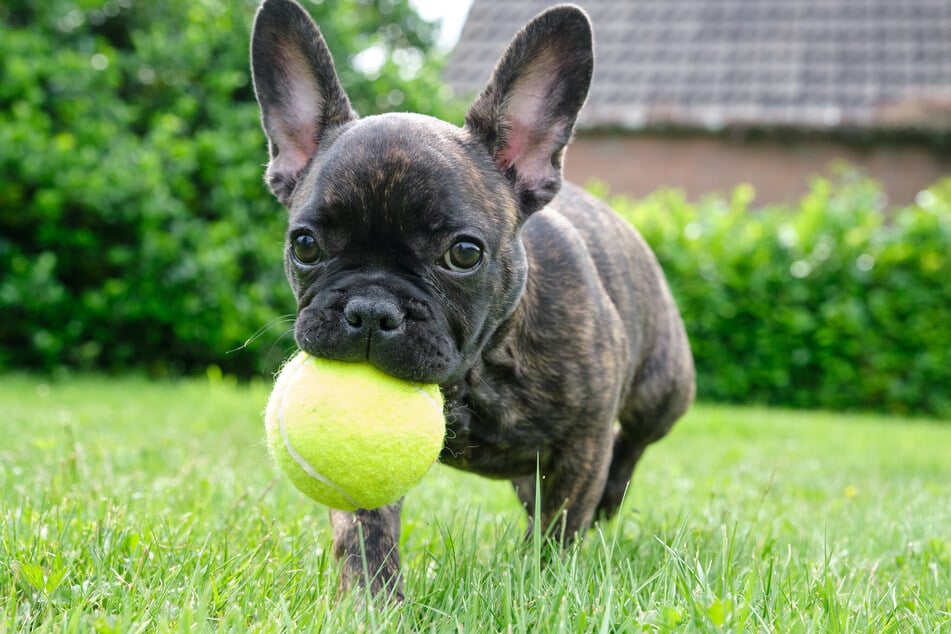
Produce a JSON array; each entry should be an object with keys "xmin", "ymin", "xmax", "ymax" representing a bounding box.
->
[
  {"xmin": 0, "ymin": 0, "xmax": 459, "ymax": 376},
  {"xmin": 3, "ymin": 4, "xmax": 949, "ymax": 418},
  {"xmin": 608, "ymin": 173, "xmax": 951, "ymax": 419}
]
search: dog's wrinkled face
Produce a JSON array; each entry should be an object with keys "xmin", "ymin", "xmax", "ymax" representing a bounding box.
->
[
  {"xmin": 251, "ymin": 0, "xmax": 592, "ymax": 383},
  {"xmin": 284, "ymin": 114, "xmax": 526, "ymax": 383}
]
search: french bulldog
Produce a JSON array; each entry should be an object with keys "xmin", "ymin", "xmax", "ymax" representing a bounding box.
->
[{"xmin": 250, "ymin": 0, "xmax": 695, "ymax": 601}]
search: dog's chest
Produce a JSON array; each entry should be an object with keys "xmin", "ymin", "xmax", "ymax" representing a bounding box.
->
[{"xmin": 438, "ymin": 353, "xmax": 561, "ymax": 478}]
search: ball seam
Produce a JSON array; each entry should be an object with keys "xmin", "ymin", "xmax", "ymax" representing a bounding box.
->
[
  {"xmin": 278, "ymin": 354, "xmax": 361, "ymax": 510},
  {"xmin": 413, "ymin": 385, "xmax": 442, "ymax": 415}
]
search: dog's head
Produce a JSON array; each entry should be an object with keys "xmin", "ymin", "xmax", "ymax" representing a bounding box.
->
[{"xmin": 251, "ymin": 0, "xmax": 592, "ymax": 383}]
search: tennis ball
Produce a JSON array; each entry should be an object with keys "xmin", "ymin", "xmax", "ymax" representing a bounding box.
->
[{"xmin": 264, "ymin": 351, "xmax": 445, "ymax": 511}]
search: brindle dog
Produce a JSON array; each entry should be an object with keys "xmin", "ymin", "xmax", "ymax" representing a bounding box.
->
[{"xmin": 250, "ymin": 0, "xmax": 695, "ymax": 601}]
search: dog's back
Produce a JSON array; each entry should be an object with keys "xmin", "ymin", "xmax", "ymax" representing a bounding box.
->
[{"xmin": 527, "ymin": 182, "xmax": 695, "ymax": 517}]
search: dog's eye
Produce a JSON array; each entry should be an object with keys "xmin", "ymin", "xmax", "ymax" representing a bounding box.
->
[
  {"xmin": 440, "ymin": 240, "xmax": 483, "ymax": 273},
  {"xmin": 291, "ymin": 232, "xmax": 321, "ymax": 265}
]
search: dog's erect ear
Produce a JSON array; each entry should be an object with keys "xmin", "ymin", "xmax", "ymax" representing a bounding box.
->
[
  {"xmin": 251, "ymin": 0, "xmax": 357, "ymax": 205},
  {"xmin": 465, "ymin": 5, "xmax": 593, "ymax": 216}
]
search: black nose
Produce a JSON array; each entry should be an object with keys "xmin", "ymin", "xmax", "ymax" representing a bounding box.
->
[{"xmin": 343, "ymin": 298, "xmax": 404, "ymax": 333}]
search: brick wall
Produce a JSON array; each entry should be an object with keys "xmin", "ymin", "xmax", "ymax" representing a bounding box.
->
[{"xmin": 564, "ymin": 133, "xmax": 951, "ymax": 205}]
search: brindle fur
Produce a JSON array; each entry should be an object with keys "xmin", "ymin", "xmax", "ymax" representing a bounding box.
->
[{"xmin": 251, "ymin": 0, "xmax": 695, "ymax": 602}]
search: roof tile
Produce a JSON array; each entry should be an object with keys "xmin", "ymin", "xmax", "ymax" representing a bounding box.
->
[{"xmin": 445, "ymin": 0, "xmax": 951, "ymax": 129}]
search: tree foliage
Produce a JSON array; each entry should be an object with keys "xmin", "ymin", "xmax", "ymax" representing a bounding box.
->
[
  {"xmin": 609, "ymin": 173, "xmax": 951, "ymax": 418},
  {"xmin": 0, "ymin": 0, "xmax": 461, "ymax": 375}
]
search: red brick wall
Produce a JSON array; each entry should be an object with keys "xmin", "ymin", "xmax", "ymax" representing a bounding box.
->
[{"xmin": 564, "ymin": 133, "xmax": 951, "ymax": 205}]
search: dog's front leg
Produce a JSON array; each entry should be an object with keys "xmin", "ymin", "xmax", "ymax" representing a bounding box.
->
[
  {"xmin": 329, "ymin": 501, "xmax": 403, "ymax": 602},
  {"xmin": 513, "ymin": 431, "xmax": 614, "ymax": 544}
]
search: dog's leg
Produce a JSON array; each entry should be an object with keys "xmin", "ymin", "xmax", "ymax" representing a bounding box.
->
[
  {"xmin": 598, "ymin": 361, "xmax": 695, "ymax": 519},
  {"xmin": 511, "ymin": 475, "xmax": 537, "ymax": 528},
  {"xmin": 513, "ymin": 431, "xmax": 613, "ymax": 544},
  {"xmin": 596, "ymin": 429, "xmax": 647, "ymax": 521},
  {"xmin": 329, "ymin": 501, "xmax": 403, "ymax": 602}
]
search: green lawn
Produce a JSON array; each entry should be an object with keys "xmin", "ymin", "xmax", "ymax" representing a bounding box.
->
[{"xmin": 2, "ymin": 374, "xmax": 949, "ymax": 632}]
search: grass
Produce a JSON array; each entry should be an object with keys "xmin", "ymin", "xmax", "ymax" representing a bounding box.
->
[{"xmin": 1, "ymin": 373, "xmax": 949, "ymax": 632}]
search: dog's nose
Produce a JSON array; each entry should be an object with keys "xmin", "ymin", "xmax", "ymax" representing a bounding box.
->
[{"xmin": 343, "ymin": 298, "xmax": 404, "ymax": 333}]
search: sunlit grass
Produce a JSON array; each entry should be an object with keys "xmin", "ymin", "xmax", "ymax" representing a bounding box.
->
[{"xmin": 2, "ymin": 374, "xmax": 949, "ymax": 632}]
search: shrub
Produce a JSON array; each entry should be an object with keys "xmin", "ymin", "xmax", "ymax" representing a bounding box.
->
[
  {"xmin": 3, "ymin": 4, "xmax": 948, "ymax": 419},
  {"xmin": 609, "ymin": 172, "xmax": 951, "ymax": 418},
  {"xmin": 0, "ymin": 0, "xmax": 461, "ymax": 376}
]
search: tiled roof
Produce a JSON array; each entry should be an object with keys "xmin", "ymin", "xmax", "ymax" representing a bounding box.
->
[{"xmin": 445, "ymin": 0, "xmax": 951, "ymax": 130}]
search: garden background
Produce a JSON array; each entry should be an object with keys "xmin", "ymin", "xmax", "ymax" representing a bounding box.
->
[
  {"xmin": 2, "ymin": 1, "xmax": 950, "ymax": 631},
  {"xmin": 3, "ymin": 0, "xmax": 950, "ymax": 418}
]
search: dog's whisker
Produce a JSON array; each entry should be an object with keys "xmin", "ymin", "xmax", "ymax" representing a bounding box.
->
[
  {"xmin": 227, "ymin": 314, "xmax": 295, "ymax": 354},
  {"xmin": 265, "ymin": 328, "xmax": 298, "ymax": 362}
]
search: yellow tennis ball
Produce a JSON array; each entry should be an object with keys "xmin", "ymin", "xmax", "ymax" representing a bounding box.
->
[{"xmin": 264, "ymin": 351, "xmax": 445, "ymax": 511}]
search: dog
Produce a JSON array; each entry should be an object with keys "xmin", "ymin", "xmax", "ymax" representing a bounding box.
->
[{"xmin": 250, "ymin": 0, "xmax": 695, "ymax": 601}]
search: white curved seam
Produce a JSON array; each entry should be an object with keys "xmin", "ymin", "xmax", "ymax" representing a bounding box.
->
[
  {"xmin": 413, "ymin": 385, "xmax": 442, "ymax": 415},
  {"xmin": 278, "ymin": 356, "xmax": 361, "ymax": 509}
]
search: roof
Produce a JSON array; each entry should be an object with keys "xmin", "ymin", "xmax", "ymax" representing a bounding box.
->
[{"xmin": 444, "ymin": 0, "xmax": 951, "ymax": 131}]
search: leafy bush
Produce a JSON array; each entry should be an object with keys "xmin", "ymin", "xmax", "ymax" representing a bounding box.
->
[
  {"xmin": 3, "ymin": 4, "xmax": 949, "ymax": 419},
  {"xmin": 609, "ymin": 173, "xmax": 951, "ymax": 418},
  {"xmin": 0, "ymin": 0, "xmax": 461, "ymax": 376}
]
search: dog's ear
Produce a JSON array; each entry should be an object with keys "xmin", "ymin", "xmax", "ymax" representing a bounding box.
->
[
  {"xmin": 251, "ymin": 0, "xmax": 357, "ymax": 205},
  {"xmin": 465, "ymin": 5, "xmax": 593, "ymax": 216}
]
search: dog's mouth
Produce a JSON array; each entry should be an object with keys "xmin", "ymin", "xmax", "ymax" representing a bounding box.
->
[{"xmin": 294, "ymin": 304, "xmax": 458, "ymax": 385}]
